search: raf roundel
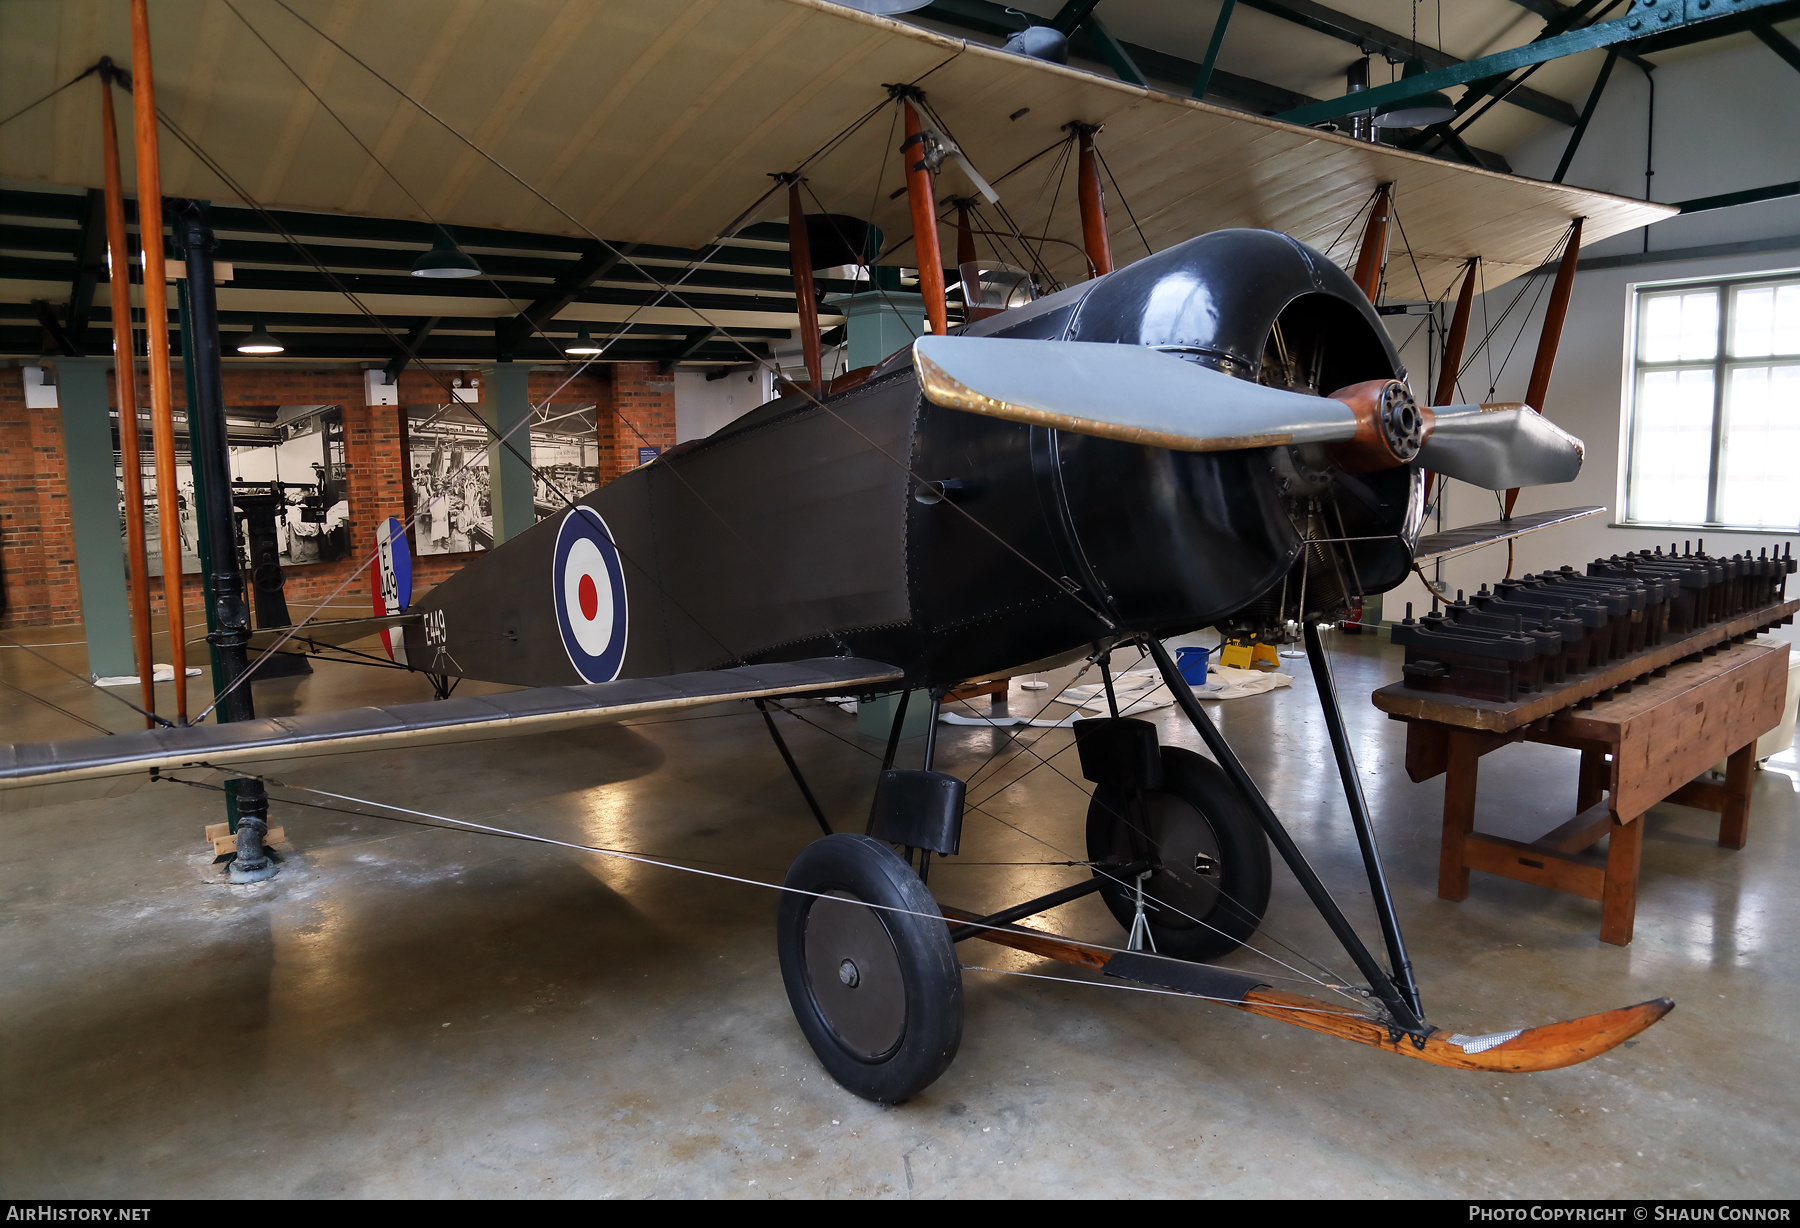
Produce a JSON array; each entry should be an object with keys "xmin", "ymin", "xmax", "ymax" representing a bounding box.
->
[{"xmin": 552, "ymin": 506, "xmax": 629, "ymax": 683}]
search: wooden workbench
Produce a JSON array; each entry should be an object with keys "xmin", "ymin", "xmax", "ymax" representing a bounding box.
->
[{"xmin": 1373, "ymin": 601, "xmax": 1797, "ymax": 945}]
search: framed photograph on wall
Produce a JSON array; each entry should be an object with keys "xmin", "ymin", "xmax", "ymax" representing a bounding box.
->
[{"xmin": 406, "ymin": 404, "xmax": 493, "ymax": 556}]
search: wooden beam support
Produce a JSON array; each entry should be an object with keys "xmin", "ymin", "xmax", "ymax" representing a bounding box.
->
[
  {"xmin": 1426, "ymin": 256, "xmax": 1478, "ymax": 502},
  {"xmin": 785, "ymin": 179, "xmax": 822, "ymax": 393},
  {"xmin": 1508, "ymin": 216, "xmax": 1582, "ymax": 519},
  {"xmin": 100, "ymin": 69, "xmax": 157, "ymax": 726},
  {"xmin": 901, "ymin": 98, "xmax": 949, "ymax": 338},
  {"xmin": 1351, "ymin": 184, "xmax": 1391, "ymax": 303},
  {"xmin": 1073, "ymin": 125, "xmax": 1112, "ymax": 278},
  {"xmin": 130, "ymin": 0, "xmax": 186, "ymax": 720}
]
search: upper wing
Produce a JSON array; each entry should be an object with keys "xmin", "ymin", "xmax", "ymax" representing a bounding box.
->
[{"xmin": 0, "ymin": 657, "xmax": 901, "ymax": 789}]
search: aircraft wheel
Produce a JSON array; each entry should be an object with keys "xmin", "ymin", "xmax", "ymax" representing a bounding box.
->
[
  {"xmin": 1086, "ymin": 746, "xmax": 1271, "ymax": 961},
  {"xmin": 777, "ymin": 833, "xmax": 962, "ymax": 1103}
]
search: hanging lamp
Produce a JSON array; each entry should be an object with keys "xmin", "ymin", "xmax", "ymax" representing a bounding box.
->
[
  {"xmin": 235, "ymin": 316, "xmax": 284, "ymax": 354},
  {"xmin": 566, "ymin": 327, "xmax": 603, "ymax": 356},
  {"xmin": 410, "ymin": 226, "xmax": 481, "ymax": 278},
  {"xmin": 1374, "ymin": 59, "xmax": 1456, "ymax": 129}
]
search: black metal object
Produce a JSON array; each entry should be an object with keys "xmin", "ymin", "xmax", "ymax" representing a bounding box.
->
[
  {"xmin": 867, "ymin": 769, "xmax": 963, "ymax": 856},
  {"xmin": 1101, "ymin": 950, "xmax": 1264, "ymax": 1002},
  {"xmin": 1071, "ymin": 717, "xmax": 1163, "ymax": 791},
  {"xmin": 1145, "ymin": 636, "xmax": 1424, "ymax": 1035},
  {"xmin": 945, "ymin": 875, "xmax": 1113, "ymax": 941},
  {"xmin": 754, "ymin": 698, "xmax": 831, "ymax": 837},
  {"xmin": 1301, "ymin": 619, "xmax": 1421, "ymax": 1020},
  {"xmin": 173, "ymin": 200, "xmax": 272, "ymax": 877},
  {"xmin": 880, "ymin": 689, "xmax": 911, "ymax": 773},
  {"xmin": 231, "ymin": 487, "xmax": 311, "ymax": 679}
]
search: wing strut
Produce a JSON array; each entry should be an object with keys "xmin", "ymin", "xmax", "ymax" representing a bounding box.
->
[{"xmin": 1143, "ymin": 638, "xmax": 1427, "ymax": 1036}]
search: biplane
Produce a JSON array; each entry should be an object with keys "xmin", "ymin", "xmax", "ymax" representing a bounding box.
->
[{"xmin": 0, "ymin": 0, "xmax": 1699, "ymax": 1103}]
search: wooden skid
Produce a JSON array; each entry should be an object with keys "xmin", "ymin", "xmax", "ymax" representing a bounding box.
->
[{"xmin": 944, "ymin": 907, "xmax": 1674, "ymax": 1072}]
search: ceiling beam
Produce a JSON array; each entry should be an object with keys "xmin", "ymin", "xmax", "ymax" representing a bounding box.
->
[
  {"xmin": 496, "ymin": 243, "xmax": 637, "ymax": 351},
  {"xmin": 0, "ymin": 327, "xmax": 769, "ymax": 366},
  {"xmin": 1074, "ymin": 15, "xmax": 1147, "ymax": 86},
  {"xmin": 1752, "ymin": 21, "xmax": 1800, "ymax": 72},
  {"xmin": 65, "ymin": 190, "xmax": 107, "ymax": 351},
  {"xmin": 1278, "ymin": 0, "xmax": 1796, "ymax": 126},
  {"xmin": 1237, "ymin": 0, "xmax": 1579, "ymax": 125},
  {"xmin": 658, "ymin": 327, "xmax": 718, "ymax": 373},
  {"xmin": 1497, "ymin": 0, "xmax": 1656, "ymax": 70},
  {"xmin": 30, "ymin": 299, "xmax": 80, "ymax": 357},
  {"xmin": 383, "ymin": 316, "xmax": 439, "ymax": 383}
]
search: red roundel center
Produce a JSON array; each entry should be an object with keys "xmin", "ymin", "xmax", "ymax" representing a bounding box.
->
[{"xmin": 578, "ymin": 573, "xmax": 600, "ymax": 622}]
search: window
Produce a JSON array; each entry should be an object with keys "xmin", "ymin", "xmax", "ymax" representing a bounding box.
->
[{"xmin": 1626, "ymin": 273, "xmax": 1800, "ymax": 530}]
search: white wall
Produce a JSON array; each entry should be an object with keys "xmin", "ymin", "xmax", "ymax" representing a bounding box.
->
[
  {"xmin": 673, "ymin": 366, "xmax": 776, "ymax": 443},
  {"xmin": 1382, "ymin": 36, "xmax": 1800, "ymax": 625}
]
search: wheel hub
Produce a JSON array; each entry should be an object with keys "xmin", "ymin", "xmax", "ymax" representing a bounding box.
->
[{"xmin": 804, "ymin": 892, "xmax": 906, "ymax": 1059}]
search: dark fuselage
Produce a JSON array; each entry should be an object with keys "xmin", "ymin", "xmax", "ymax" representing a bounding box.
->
[{"xmin": 407, "ymin": 229, "xmax": 1423, "ymax": 690}]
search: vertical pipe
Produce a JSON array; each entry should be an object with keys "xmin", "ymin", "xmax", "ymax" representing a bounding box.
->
[
  {"xmin": 1508, "ymin": 217, "xmax": 1583, "ymax": 518},
  {"xmin": 1074, "ymin": 125, "xmax": 1113, "ymax": 278},
  {"xmin": 99, "ymin": 70, "xmax": 155, "ymax": 725},
  {"xmin": 1426, "ymin": 258, "xmax": 1478, "ymax": 504},
  {"xmin": 129, "ymin": 0, "xmax": 187, "ymax": 722},
  {"xmin": 901, "ymin": 98, "xmax": 948, "ymax": 337},
  {"xmin": 1351, "ymin": 184, "xmax": 1391, "ymax": 303},
  {"xmin": 785, "ymin": 179, "xmax": 822, "ymax": 394},
  {"xmin": 174, "ymin": 201, "xmax": 273, "ymax": 879},
  {"xmin": 1301, "ymin": 620, "xmax": 1422, "ymax": 1019}
]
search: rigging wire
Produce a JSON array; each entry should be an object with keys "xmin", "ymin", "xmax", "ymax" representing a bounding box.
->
[
  {"xmin": 0, "ymin": 632, "xmax": 170, "ymax": 728},
  {"xmin": 253, "ymin": 1, "xmax": 1117, "ymax": 633},
  {"xmin": 0, "ymin": 676, "xmax": 117, "ymax": 737},
  {"xmin": 179, "ymin": 762, "xmax": 1371, "ymax": 1010},
  {"xmin": 1092, "ymin": 144, "xmax": 1154, "ymax": 259}
]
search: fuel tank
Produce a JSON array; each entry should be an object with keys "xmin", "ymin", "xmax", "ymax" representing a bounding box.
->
[{"xmin": 405, "ymin": 229, "xmax": 1421, "ymax": 689}]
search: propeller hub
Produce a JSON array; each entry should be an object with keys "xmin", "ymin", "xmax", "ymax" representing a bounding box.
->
[{"xmin": 1324, "ymin": 379, "xmax": 1424, "ymax": 472}]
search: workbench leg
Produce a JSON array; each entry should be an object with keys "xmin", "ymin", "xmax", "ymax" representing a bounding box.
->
[
  {"xmin": 1577, "ymin": 747, "xmax": 1609, "ymax": 814},
  {"xmin": 1600, "ymin": 814, "xmax": 1644, "ymax": 946},
  {"xmin": 1439, "ymin": 731, "xmax": 1481, "ymax": 902},
  {"xmin": 1719, "ymin": 742, "xmax": 1755, "ymax": 850}
]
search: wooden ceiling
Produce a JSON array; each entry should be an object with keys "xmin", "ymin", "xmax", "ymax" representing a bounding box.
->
[{"xmin": 0, "ymin": 0, "xmax": 1675, "ymax": 308}]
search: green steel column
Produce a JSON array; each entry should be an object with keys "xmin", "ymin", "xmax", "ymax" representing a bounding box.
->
[
  {"xmin": 826, "ymin": 291, "xmax": 926, "ymax": 370},
  {"xmin": 53, "ymin": 358, "xmax": 135, "ymax": 680},
  {"xmin": 480, "ymin": 362, "xmax": 535, "ymax": 545}
]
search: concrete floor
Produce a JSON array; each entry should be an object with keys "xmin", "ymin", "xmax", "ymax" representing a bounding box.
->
[{"xmin": 1, "ymin": 625, "xmax": 1796, "ymax": 1199}]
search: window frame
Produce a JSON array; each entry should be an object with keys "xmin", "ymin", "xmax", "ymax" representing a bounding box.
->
[{"xmin": 1624, "ymin": 269, "xmax": 1800, "ymax": 531}]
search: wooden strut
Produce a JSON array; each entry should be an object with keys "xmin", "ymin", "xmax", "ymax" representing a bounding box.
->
[
  {"xmin": 1506, "ymin": 216, "xmax": 1583, "ymax": 520},
  {"xmin": 785, "ymin": 179, "xmax": 822, "ymax": 394},
  {"xmin": 942, "ymin": 907, "xmax": 1673, "ymax": 1073},
  {"xmin": 1425, "ymin": 257, "xmax": 1479, "ymax": 505},
  {"xmin": 901, "ymin": 98, "xmax": 949, "ymax": 338},
  {"xmin": 129, "ymin": 0, "xmax": 187, "ymax": 722},
  {"xmin": 99, "ymin": 70, "xmax": 157, "ymax": 727},
  {"xmin": 1351, "ymin": 184, "xmax": 1392, "ymax": 303},
  {"xmin": 1073, "ymin": 125, "xmax": 1113, "ymax": 278}
]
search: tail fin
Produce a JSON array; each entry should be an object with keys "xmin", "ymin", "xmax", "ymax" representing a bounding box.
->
[{"xmin": 371, "ymin": 516, "xmax": 413, "ymax": 664}]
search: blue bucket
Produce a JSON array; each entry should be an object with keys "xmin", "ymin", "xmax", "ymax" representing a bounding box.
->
[{"xmin": 1175, "ymin": 646, "xmax": 1211, "ymax": 685}]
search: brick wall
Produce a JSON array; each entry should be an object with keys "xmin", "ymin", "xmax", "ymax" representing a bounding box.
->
[
  {"xmin": 603, "ymin": 363, "xmax": 677, "ymax": 479},
  {"xmin": 0, "ymin": 361, "xmax": 671, "ymax": 630},
  {"xmin": 0, "ymin": 366, "xmax": 79, "ymax": 629}
]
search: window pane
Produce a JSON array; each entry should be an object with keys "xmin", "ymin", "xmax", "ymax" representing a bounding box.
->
[
  {"xmin": 1630, "ymin": 367, "xmax": 1715, "ymax": 524},
  {"xmin": 1731, "ymin": 283, "xmax": 1800, "ymax": 358},
  {"xmin": 1718, "ymin": 364, "xmax": 1800, "ymax": 529},
  {"xmin": 1641, "ymin": 290, "xmax": 1719, "ymax": 362}
]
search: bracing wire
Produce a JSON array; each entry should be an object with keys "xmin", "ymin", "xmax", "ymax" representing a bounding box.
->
[{"xmin": 254, "ymin": 0, "xmax": 1117, "ymax": 633}]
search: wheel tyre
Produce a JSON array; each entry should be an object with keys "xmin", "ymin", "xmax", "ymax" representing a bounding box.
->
[
  {"xmin": 1086, "ymin": 746, "xmax": 1272, "ymax": 961},
  {"xmin": 777, "ymin": 833, "xmax": 962, "ymax": 1103}
]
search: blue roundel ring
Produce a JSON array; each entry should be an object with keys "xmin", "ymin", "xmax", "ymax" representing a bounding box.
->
[{"xmin": 552, "ymin": 506, "xmax": 630, "ymax": 683}]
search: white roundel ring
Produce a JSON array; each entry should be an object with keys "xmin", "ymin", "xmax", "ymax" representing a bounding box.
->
[{"xmin": 552, "ymin": 506, "xmax": 629, "ymax": 683}]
